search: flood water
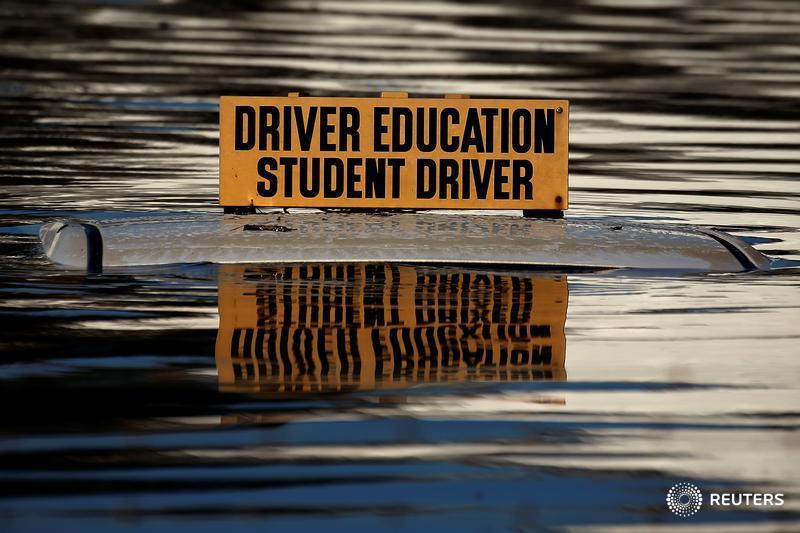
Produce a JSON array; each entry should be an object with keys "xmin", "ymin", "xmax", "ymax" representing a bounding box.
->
[{"xmin": 1, "ymin": 0, "xmax": 799, "ymax": 531}]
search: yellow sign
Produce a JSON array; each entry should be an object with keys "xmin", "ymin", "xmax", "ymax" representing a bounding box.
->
[
  {"xmin": 219, "ymin": 94, "xmax": 568, "ymax": 210},
  {"xmin": 215, "ymin": 264, "xmax": 568, "ymax": 394}
]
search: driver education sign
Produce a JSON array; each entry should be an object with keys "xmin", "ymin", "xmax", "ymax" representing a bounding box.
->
[{"xmin": 219, "ymin": 94, "xmax": 568, "ymax": 210}]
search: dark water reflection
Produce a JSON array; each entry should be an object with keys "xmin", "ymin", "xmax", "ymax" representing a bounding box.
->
[{"xmin": 1, "ymin": 0, "xmax": 800, "ymax": 531}]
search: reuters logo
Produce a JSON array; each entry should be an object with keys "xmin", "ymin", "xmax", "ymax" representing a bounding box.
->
[{"xmin": 667, "ymin": 482, "xmax": 703, "ymax": 517}]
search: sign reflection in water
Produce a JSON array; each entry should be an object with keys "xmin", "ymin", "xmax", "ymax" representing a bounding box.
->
[{"xmin": 215, "ymin": 264, "xmax": 568, "ymax": 393}]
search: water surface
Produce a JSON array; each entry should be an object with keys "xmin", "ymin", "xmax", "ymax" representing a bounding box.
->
[{"xmin": 1, "ymin": 0, "xmax": 799, "ymax": 531}]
